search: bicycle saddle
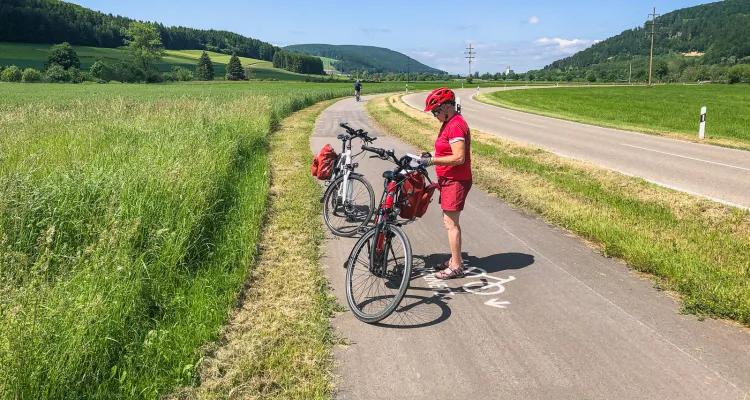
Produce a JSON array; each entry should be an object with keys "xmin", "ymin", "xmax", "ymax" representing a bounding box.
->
[
  {"xmin": 382, "ymin": 170, "xmax": 395, "ymax": 180},
  {"xmin": 337, "ymin": 134, "xmax": 348, "ymax": 140}
]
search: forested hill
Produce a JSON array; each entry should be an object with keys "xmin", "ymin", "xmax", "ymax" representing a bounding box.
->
[
  {"xmin": 546, "ymin": 0, "xmax": 750, "ymax": 70},
  {"xmin": 283, "ymin": 44, "xmax": 445, "ymax": 74},
  {"xmin": 0, "ymin": 0, "xmax": 279, "ymax": 61}
]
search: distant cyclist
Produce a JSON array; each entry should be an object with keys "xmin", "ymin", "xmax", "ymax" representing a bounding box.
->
[{"xmin": 354, "ymin": 80, "xmax": 362, "ymax": 101}]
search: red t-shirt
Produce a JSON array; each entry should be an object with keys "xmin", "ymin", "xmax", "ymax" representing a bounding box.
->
[{"xmin": 434, "ymin": 114, "xmax": 471, "ymax": 180}]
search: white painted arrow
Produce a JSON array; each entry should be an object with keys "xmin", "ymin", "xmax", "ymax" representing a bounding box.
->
[{"xmin": 485, "ymin": 299, "xmax": 510, "ymax": 309}]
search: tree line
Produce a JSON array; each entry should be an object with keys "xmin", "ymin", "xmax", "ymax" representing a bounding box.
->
[
  {"xmin": 272, "ymin": 51, "xmax": 324, "ymax": 75},
  {"xmin": 528, "ymin": 0, "xmax": 750, "ymax": 84},
  {"xmin": 0, "ymin": 0, "xmax": 279, "ymax": 62}
]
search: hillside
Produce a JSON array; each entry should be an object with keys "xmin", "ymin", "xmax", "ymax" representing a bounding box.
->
[
  {"xmin": 545, "ymin": 0, "xmax": 750, "ymax": 70},
  {"xmin": 0, "ymin": 0, "xmax": 279, "ymax": 62},
  {"xmin": 0, "ymin": 42, "xmax": 320, "ymax": 81},
  {"xmin": 283, "ymin": 44, "xmax": 445, "ymax": 75}
]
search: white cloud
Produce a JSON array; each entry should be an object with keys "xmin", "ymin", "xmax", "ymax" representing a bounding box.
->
[
  {"xmin": 534, "ymin": 37, "xmax": 600, "ymax": 55},
  {"xmin": 529, "ymin": 16, "xmax": 539, "ymax": 24}
]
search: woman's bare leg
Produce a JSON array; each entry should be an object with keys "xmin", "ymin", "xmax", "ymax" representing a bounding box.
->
[{"xmin": 443, "ymin": 210, "xmax": 462, "ymax": 268}]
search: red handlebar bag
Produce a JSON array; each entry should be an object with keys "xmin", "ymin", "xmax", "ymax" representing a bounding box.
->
[
  {"xmin": 399, "ymin": 172, "xmax": 437, "ymax": 219},
  {"xmin": 312, "ymin": 144, "xmax": 336, "ymax": 180}
]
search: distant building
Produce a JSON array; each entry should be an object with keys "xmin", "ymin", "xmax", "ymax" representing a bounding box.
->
[
  {"xmin": 504, "ymin": 66, "xmax": 514, "ymax": 75},
  {"xmin": 324, "ymin": 69, "xmax": 336, "ymax": 75}
]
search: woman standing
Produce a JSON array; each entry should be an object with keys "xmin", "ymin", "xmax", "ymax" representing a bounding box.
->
[{"xmin": 421, "ymin": 88, "xmax": 472, "ymax": 279}]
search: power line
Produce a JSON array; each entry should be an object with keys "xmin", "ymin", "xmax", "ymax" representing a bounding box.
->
[
  {"xmin": 465, "ymin": 44, "xmax": 475, "ymax": 78},
  {"xmin": 648, "ymin": 7, "xmax": 660, "ymax": 86}
]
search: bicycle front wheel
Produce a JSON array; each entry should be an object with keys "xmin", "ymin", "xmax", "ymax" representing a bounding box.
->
[
  {"xmin": 345, "ymin": 223, "xmax": 412, "ymax": 323},
  {"xmin": 323, "ymin": 174, "xmax": 375, "ymax": 237}
]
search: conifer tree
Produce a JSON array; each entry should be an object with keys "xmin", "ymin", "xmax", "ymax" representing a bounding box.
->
[
  {"xmin": 226, "ymin": 53, "xmax": 245, "ymax": 80},
  {"xmin": 195, "ymin": 51, "xmax": 214, "ymax": 81}
]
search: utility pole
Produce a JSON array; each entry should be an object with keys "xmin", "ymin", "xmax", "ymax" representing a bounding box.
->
[
  {"xmin": 465, "ymin": 44, "xmax": 475, "ymax": 79},
  {"xmin": 629, "ymin": 62, "xmax": 632, "ymax": 84},
  {"xmin": 406, "ymin": 60, "xmax": 411, "ymax": 84},
  {"xmin": 648, "ymin": 7, "xmax": 660, "ymax": 86}
]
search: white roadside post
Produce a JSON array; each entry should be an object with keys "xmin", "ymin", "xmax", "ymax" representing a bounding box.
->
[
  {"xmin": 405, "ymin": 84, "xmax": 408, "ymax": 94},
  {"xmin": 699, "ymin": 106, "xmax": 707, "ymax": 139}
]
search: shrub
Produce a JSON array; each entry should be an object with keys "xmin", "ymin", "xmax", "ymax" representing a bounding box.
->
[
  {"xmin": 89, "ymin": 60, "xmax": 112, "ymax": 82},
  {"xmin": 172, "ymin": 66, "xmax": 194, "ymax": 82},
  {"xmin": 44, "ymin": 42, "xmax": 81, "ymax": 70},
  {"xmin": 1, "ymin": 66, "xmax": 22, "ymax": 82},
  {"xmin": 21, "ymin": 68, "xmax": 42, "ymax": 82},
  {"xmin": 44, "ymin": 65, "xmax": 72, "ymax": 83}
]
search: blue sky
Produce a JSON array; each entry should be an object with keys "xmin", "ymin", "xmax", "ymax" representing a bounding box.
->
[{"xmin": 71, "ymin": 0, "xmax": 711, "ymax": 73}]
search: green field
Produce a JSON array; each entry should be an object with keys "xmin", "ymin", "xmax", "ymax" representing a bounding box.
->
[
  {"xmin": 0, "ymin": 42, "xmax": 320, "ymax": 81},
  {"xmin": 320, "ymin": 56, "xmax": 338, "ymax": 72},
  {"xmin": 0, "ymin": 81, "xmax": 402, "ymax": 399},
  {"xmin": 479, "ymin": 85, "xmax": 750, "ymax": 148}
]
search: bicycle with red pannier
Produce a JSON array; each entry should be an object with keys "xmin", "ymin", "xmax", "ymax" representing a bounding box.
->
[
  {"xmin": 344, "ymin": 145, "xmax": 437, "ymax": 323},
  {"xmin": 312, "ymin": 122, "xmax": 377, "ymax": 237}
]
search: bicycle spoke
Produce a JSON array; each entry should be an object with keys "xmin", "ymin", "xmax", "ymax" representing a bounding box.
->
[{"xmin": 347, "ymin": 225, "xmax": 411, "ymax": 321}]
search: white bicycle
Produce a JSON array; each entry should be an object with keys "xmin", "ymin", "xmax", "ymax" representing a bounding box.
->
[{"xmin": 321, "ymin": 123, "xmax": 376, "ymax": 237}]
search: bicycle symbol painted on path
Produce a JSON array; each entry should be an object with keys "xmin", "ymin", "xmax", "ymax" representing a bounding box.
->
[{"xmin": 422, "ymin": 266, "xmax": 516, "ymax": 310}]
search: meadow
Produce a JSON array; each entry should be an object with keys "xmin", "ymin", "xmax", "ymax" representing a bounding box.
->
[
  {"xmin": 479, "ymin": 85, "xmax": 750, "ymax": 148},
  {"xmin": 0, "ymin": 82, "xmax": 401, "ymax": 399}
]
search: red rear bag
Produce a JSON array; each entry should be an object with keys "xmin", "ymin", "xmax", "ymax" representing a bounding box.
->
[
  {"xmin": 399, "ymin": 172, "xmax": 437, "ymax": 219},
  {"xmin": 312, "ymin": 144, "xmax": 336, "ymax": 180}
]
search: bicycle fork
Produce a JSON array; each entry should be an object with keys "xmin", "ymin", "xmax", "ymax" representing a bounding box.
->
[{"xmin": 371, "ymin": 182, "xmax": 397, "ymax": 276}]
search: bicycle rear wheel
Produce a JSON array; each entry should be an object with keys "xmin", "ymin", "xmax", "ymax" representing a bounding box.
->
[
  {"xmin": 345, "ymin": 223, "xmax": 412, "ymax": 323},
  {"xmin": 323, "ymin": 174, "xmax": 375, "ymax": 237}
]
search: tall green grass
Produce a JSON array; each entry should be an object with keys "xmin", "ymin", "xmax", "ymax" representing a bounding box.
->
[
  {"xmin": 0, "ymin": 82, "xmax": 399, "ymax": 399},
  {"xmin": 481, "ymin": 85, "xmax": 750, "ymax": 145}
]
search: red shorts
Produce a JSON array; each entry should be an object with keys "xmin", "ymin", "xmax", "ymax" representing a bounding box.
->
[{"xmin": 438, "ymin": 177, "xmax": 472, "ymax": 212}]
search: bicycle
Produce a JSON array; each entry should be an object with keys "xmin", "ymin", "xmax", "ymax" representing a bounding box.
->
[
  {"xmin": 321, "ymin": 122, "xmax": 377, "ymax": 237},
  {"xmin": 344, "ymin": 145, "xmax": 435, "ymax": 323},
  {"xmin": 355, "ymin": 89, "xmax": 361, "ymax": 101}
]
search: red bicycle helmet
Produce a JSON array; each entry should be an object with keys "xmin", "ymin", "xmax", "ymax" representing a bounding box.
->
[{"xmin": 424, "ymin": 87, "xmax": 456, "ymax": 112}]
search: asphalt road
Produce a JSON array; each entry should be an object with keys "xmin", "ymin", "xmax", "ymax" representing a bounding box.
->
[
  {"xmin": 403, "ymin": 88, "xmax": 750, "ymax": 209},
  {"xmin": 310, "ymin": 95, "xmax": 750, "ymax": 399}
]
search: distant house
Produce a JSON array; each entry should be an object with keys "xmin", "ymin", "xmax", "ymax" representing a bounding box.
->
[{"xmin": 324, "ymin": 69, "xmax": 336, "ymax": 75}]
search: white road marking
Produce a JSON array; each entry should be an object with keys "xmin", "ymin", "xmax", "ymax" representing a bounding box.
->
[
  {"xmin": 621, "ymin": 144, "xmax": 750, "ymax": 172},
  {"xmin": 485, "ymin": 299, "xmax": 510, "ymax": 309},
  {"xmin": 546, "ymin": 150, "xmax": 750, "ymax": 210}
]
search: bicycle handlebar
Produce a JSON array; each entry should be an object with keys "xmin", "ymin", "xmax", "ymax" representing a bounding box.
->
[
  {"xmin": 339, "ymin": 122, "xmax": 375, "ymax": 143},
  {"xmin": 362, "ymin": 145, "xmax": 434, "ymax": 185}
]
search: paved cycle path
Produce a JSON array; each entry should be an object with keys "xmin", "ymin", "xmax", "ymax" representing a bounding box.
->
[
  {"xmin": 311, "ymin": 96, "xmax": 750, "ymax": 400},
  {"xmin": 404, "ymin": 88, "xmax": 750, "ymax": 209}
]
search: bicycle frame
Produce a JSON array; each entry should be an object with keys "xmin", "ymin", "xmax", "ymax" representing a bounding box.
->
[
  {"xmin": 337, "ymin": 138, "xmax": 354, "ymax": 204},
  {"xmin": 324, "ymin": 123, "xmax": 372, "ymax": 207}
]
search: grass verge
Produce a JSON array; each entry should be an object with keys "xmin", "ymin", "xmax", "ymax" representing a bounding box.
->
[
  {"xmin": 476, "ymin": 85, "xmax": 750, "ymax": 150},
  {"xmin": 169, "ymin": 100, "xmax": 339, "ymax": 399},
  {"xmin": 367, "ymin": 94, "xmax": 750, "ymax": 326}
]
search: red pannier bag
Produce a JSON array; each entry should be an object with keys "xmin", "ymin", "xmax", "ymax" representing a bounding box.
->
[
  {"xmin": 399, "ymin": 171, "xmax": 437, "ymax": 219},
  {"xmin": 311, "ymin": 144, "xmax": 336, "ymax": 180}
]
